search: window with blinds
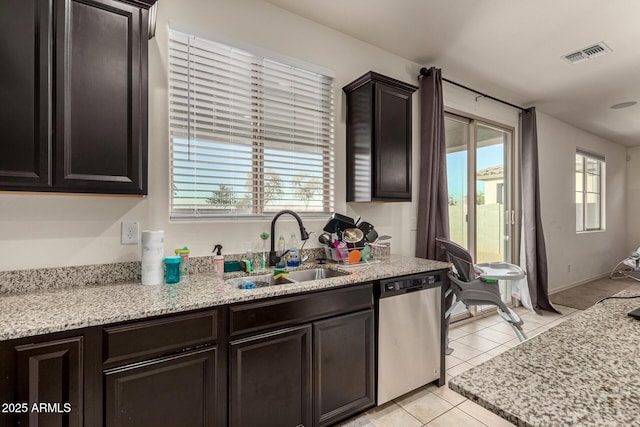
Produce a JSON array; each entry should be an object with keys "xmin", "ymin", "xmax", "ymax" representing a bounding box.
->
[{"xmin": 168, "ymin": 30, "xmax": 335, "ymax": 219}]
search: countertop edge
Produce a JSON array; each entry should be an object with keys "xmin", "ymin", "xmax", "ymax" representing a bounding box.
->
[{"xmin": 448, "ymin": 380, "xmax": 529, "ymax": 427}]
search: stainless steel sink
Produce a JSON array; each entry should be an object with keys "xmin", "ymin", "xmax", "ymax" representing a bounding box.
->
[
  {"xmin": 225, "ymin": 274, "xmax": 294, "ymax": 288},
  {"xmin": 226, "ymin": 268, "xmax": 350, "ymax": 289},
  {"xmin": 286, "ymin": 268, "xmax": 350, "ymax": 282}
]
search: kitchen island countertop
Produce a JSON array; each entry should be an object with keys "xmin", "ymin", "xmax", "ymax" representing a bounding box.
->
[
  {"xmin": 0, "ymin": 255, "xmax": 450, "ymax": 342},
  {"xmin": 449, "ymin": 289, "xmax": 640, "ymax": 426}
]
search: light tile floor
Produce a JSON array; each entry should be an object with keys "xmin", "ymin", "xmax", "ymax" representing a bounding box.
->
[{"xmin": 336, "ymin": 304, "xmax": 581, "ymax": 427}]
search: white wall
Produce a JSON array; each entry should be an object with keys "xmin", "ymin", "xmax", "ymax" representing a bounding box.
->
[
  {"xmin": 0, "ymin": 0, "xmax": 628, "ymax": 285},
  {"xmin": 536, "ymin": 112, "xmax": 627, "ymax": 292}
]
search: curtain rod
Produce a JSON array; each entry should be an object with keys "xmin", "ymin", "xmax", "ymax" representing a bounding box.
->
[{"xmin": 419, "ymin": 67, "xmax": 526, "ymax": 112}]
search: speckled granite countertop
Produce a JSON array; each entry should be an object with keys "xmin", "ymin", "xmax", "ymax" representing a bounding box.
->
[
  {"xmin": 449, "ymin": 289, "xmax": 640, "ymax": 426},
  {"xmin": 0, "ymin": 255, "xmax": 449, "ymax": 342}
]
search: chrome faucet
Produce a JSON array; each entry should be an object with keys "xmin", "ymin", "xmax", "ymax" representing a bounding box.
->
[{"xmin": 269, "ymin": 210, "xmax": 310, "ymax": 267}]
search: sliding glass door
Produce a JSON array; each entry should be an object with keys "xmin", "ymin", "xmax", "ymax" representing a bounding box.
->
[{"xmin": 445, "ymin": 112, "xmax": 515, "ymax": 319}]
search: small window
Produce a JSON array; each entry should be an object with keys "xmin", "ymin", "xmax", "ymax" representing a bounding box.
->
[
  {"xmin": 575, "ymin": 150, "xmax": 604, "ymax": 231},
  {"xmin": 168, "ymin": 30, "xmax": 335, "ymax": 219}
]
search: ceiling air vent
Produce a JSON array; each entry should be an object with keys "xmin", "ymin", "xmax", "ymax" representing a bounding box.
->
[{"xmin": 563, "ymin": 42, "xmax": 612, "ymax": 64}]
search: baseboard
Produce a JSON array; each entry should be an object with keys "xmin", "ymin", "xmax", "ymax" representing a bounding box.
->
[{"xmin": 549, "ymin": 272, "xmax": 610, "ymax": 295}]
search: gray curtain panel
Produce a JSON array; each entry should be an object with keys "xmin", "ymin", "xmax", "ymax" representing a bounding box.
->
[
  {"xmin": 415, "ymin": 67, "xmax": 450, "ymax": 261},
  {"xmin": 520, "ymin": 107, "xmax": 560, "ymax": 314},
  {"xmin": 415, "ymin": 68, "xmax": 453, "ymax": 352}
]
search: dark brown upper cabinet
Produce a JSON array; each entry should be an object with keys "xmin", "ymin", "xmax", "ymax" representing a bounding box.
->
[
  {"xmin": 0, "ymin": 0, "xmax": 52, "ymax": 189},
  {"xmin": 343, "ymin": 72, "xmax": 418, "ymax": 202},
  {"xmin": 0, "ymin": 0, "xmax": 156, "ymax": 195}
]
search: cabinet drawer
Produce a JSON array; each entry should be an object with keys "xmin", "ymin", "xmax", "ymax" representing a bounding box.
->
[
  {"xmin": 229, "ymin": 284, "xmax": 373, "ymax": 337},
  {"xmin": 104, "ymin": 311, "xmax": 217, "ymax": 366}
]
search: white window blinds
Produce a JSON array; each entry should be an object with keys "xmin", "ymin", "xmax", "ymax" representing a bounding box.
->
[{"xmin": 168, "ymin": 30, "xmax": 335, "ymax": 219}]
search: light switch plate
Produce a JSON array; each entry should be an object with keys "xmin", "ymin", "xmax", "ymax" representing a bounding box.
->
[{"xmin": 121, "ymin": 221, "xmax": 140, "ymax": 245}]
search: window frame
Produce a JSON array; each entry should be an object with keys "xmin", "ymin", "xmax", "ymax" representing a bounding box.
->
[
  {"xmin": 575, "ymin": 149, "xmax": 605, "ymax": 232},
  {"xmin": 168, "ymin": 29, "xmax": 335, "ymax": 221}
]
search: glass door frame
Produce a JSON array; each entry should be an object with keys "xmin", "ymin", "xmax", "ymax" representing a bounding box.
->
[{"xmin": 445, "ymin": 109, "xmax": 518, "ymax": 321}]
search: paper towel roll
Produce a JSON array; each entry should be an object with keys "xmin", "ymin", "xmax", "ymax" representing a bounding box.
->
[
  {"xmin": 141, "ymin": 230, "xmax": 164, "ymax": 285},
  {"xmin": 141, "ymin": 262, "xmax": 164, "ymax": 286}
]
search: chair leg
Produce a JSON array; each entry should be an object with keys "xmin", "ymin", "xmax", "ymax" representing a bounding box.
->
[
  {"xmin": 510, "ymin": 322, "xmax": 528, "ymax": 342},
  {"xmin": 497, "ymin": 307, "xmax": 528, "ymax": 342},
  {"xmin": 444, "ymin": 300, "xmax": 462, "ymax": 319},
  {"xmin": 446, "ymin": 291, "xmax": 529, "ymax": 342},
  {"xmin": 622, "ymin": 271, "xmax": 640, "ymax": 282}
]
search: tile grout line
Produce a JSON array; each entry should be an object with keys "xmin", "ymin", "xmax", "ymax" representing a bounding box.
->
[
  {"xmin": 423, "ymin": 404, "xmax": 491, "ymax": 427},
  {"xmin": 456, "ymin": 401, "xmax": 493, "ymax": 427},
  {"xmin": 396, "ymin": 403, "xmax": 430, "ymax": 426}
]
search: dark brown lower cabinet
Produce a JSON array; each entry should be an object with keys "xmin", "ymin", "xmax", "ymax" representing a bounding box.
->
[
  {"xmin": 14, "ymin": 336, "xmax": 84, "ymax": 427},
  {"xmin": 313, "ymin": 310, "xmax": 375, "ymax": 426},
  {"xmin": 104, "ymin": 347, "xmax": 217, "ymax": 427},
  {"xmin": 229, "ymin": 325, "xmax": 312, "ymax": 427},
  {"xmin": 0, "ymin": 284, "xmax": 380, "ymax": 427}
]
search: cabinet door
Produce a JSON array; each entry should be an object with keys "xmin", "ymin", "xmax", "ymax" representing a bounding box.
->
[
  {"xmin": 0, "ymin": 0, "xmax": 51, "ymax": 188},
  {"xmin": 14, "ymin": 336, "xmax": 84, "ymax": 426},
  {"xmin": 230, "ymin": 325, "xmax": 312, "ymax": 427},
  {"xmin": 104, "ymin": 347, "xmax": 217, "ymax": 427},
  {"xmin": 345, "ymin": 82, "xmax": 374, "ymax": 202},
  {"xmin": 374, "ymin": 82, "xmax": 412, "ymax": 200},
  {"xmin": 54, "ymin": 0, "xmax": 148, "ymax": 194},
  {"xmin": 313, "ymin": 310, "xmax": 375, "ymax": 426}
]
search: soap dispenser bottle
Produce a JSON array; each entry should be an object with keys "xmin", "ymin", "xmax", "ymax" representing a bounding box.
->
[
  {"xmin": 287, "ymin": 233, "xmax": 300, "ymax": 267},
  {"xmin": 213, "ymin": 244, "xmax": 224, "ymax": 276}
]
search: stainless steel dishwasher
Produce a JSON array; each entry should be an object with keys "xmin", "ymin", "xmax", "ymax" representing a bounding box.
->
[{"xmin": 377, "ymin": 271, "xmax": 443, "ymax": 405}]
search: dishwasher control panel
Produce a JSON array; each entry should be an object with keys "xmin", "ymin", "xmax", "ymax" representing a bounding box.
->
[{"xmin": 379, "ymin": 271, "xmax": 443, "ymax": 297}]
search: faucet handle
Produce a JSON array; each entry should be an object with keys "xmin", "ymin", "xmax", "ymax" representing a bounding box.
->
[
  {"xmin": 269, "ymin": 250, "xmax": 290, "ymax": 267},
  {"xmin": 300, "ymin": 227, "xmax": 310, "ymax": 241},
  {"xmin": 269, "ymin": 251, "xmax": 280, "ymax": 267}
]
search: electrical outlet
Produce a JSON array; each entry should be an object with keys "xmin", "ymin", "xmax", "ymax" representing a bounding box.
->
[{"xmin": 121, "ymin": 221, "xmax": 140, "ymax": 245}]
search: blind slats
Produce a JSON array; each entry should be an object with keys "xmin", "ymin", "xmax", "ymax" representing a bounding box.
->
[
  {"xmin": 169, "ymin": 29, "xmax": 334, "ymax": 219},
  {"xmin": 170, "ymin": 37, "xmax": 333, "ymax": 88},
  {"xmin": 169, "ymin": 88, "xmax": 333, "ymax": 123},
  {"xmin": 169, "ymin": 128, "xmax": 333, "ymax": 152},
  {"xmin": 169, "ymin": 110, "xmax": 333, "ymax": 137}
]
